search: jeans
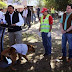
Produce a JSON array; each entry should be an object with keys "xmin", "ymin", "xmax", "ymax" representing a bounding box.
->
[
  {"xmin": 41, "ymin": 32, "xmax": 52, "ymax": 55},
  {"xmin": 31, "ymin": 14, "xmax": 36, "ymax": 23},
  {"xmin": 62, "ymin": 33, "xmax": 72, "ymax": 59},
  {"xmin": 27, "ymin": 16, "xmax": 31, "ymax": 27},
  {"xmin": 0, "ymin": 28, "xmax": 5, "ymax": 59},
  {"xmin": 23, "ymin": 17, "xmax": 27, "ymax": 25}
]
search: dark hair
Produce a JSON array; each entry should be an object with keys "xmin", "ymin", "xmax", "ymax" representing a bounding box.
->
[
  {"xmin": 0, "ymin": 9, "xmax": 3, "ymax": 11},
  {"xmin": 8, "ymin": 5, "xmax": 14, "ymax": 9},
  {"xmin": 67, "ymin": 4, "xmax": 72, "ymax": 9}
]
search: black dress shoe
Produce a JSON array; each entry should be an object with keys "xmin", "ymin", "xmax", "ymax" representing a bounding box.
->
[{"xmin": 43, "ymin": 54, "xmax": 48, "ymax": 57}]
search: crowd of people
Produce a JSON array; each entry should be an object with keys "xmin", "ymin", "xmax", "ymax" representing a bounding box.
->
[
  {"xmin": 0, "ymin": 5, "xmax": 40, "ymax": 46},
  {"xmin": 0, "ymin": 3, "xmax": 72, "ymax": 64},
  {"xmin": 20, "ymin": 6, "xmax": 38, "ymax": 28},
  {"xmin": 39, "ymin": 4, "xmax": 72, "ymax": 62}
]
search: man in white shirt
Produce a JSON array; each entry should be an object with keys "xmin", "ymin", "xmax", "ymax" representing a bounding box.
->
[
  {"xmin": 0, "ymin": 8, "xmax": 6, "ymax": 31},
  {"xmin": 22, "ymin": 7, "xmax": 28, "ymax": 26},
  {"xmin": 4, "ymin": 5, "xmax": 24, "ymax": 46},
  {"xmin": 0, "ymin": 9, "xmax": 6, "ymax": 23},
  {"xmin": 0, "ymin": 9, "xmax": 4, "ymax": 21}
]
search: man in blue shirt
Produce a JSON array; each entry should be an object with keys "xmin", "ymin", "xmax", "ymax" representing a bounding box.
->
[{"xmin": 60, "ymin": 4, "xmax": 72, "ymax": 62}]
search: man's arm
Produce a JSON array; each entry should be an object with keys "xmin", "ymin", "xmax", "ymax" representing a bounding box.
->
[
  {"xmin": 12, "ymin": 13, "xmax": 24, "ymax": 26},
  {"xmin": 60, "ymin": 23, "xmax": 63, "ymax": 30},
  {"xmin": 39, "ymin": 17, "xmax": 41, "ymax": 32},
  {"xmin": 49, "ymin": 16, "xmax": 53, "ymax": 32},
  {"xmin": 60, "ymin": 15, "xmax": 66, "ymax": 34},
  {"xmin": 60, "ymin": 23, "xmax": 66, "ymax": 34},
  {"xmin": 49, "ymin": 24, "xmax": 52, "ymax": 32}
]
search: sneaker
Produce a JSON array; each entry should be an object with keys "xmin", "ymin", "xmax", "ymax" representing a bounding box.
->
[{"xmin": 24, "ymin": 24, "xmax": 26, "ymax": 26}]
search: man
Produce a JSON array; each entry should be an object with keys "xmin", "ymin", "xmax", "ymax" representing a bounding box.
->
[
  {"xmin": 39, "ymin": 8, "xmax": 53, "ymax": 56},
  {"xmin": 5, "ymin": 5, "xmax": 24, "ymax": 46},
  {"xmin": 60, "ymin": 4, "xmax": 72, "ymax": 62},
  {"xmin": 15, "ymin": 9, "xmax": 18, "ymax": 13},
  {"xmin": 51, "ymin": 6, "xmax": 55, "ymax": 18},
  {"xmin": 0, "ymin": 8, "xmax": 4, "ymax": 23},
  {"xmin": 0, "ymin": 8, "xmax": 6, "ymax": 28},
  {"xmin": 37, "ymin": 7, "xmax": 40, "ymax": 20},
  {"xmin": 27, "ymin": 6, "xmax": 31, "ymax": 28},
  {"xmin": 22, "ymin": 6, "xmax": 28, "ymax": 26},
  {"xmin": 0, "ymin": 8, "xmax": 4, "ymax": 19}
]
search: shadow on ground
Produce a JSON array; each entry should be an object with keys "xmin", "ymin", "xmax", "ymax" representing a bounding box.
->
[{"xmin": 0, "ymin": 19, "xmax": 72, "ymax": 72}]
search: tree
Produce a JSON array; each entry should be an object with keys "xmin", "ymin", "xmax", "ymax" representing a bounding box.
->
[
  {"xmin": 55, "ymin": 0, "xmax": 69, "ymax": 11},
  {"xmin": 37, "ymin": 0, "xmax": 44, "ymax": 7},
  {"xmin": 68, "ymin": 0, "xmax": 72, "ymax": 3},
  {"xmin": 43, "ymin": 0, "xmax": 71, "ymax": 11},
  {"xmin": 43, "ymin": 0, "xmax": 58, "ymax": 9},
  {"xmin": 0, "ymin": 1, "xmax": 7, "ymax": 8}
]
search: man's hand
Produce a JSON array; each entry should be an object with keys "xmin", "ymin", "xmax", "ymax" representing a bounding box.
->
[
  {"xmin": 39, "ymin": 27, "xmax": 41, "ymax": 32},
  {"xmin": 11, "ymin": 24, "xmax": 16, "ymax": 26},
  {"xmin": 25, "ymin": 16, "xmax": 27, "ymax": 18},
  {"xmin": 61, "ymin": 29, "xmax": 66, "ymax": 34},
  {"xmin": 1, "ymin": 22, "xmax": 4, "ymax": 24},
  {"xmin": 23, "ymin": 16, "xmax": 25, "ymax": 18},
  {"xmin": 47, "ymin": 32, "xmax": 51, "ymax": 37}
]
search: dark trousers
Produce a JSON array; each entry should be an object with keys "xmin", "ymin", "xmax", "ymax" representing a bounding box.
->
[
  {"xmin": 27, "ymin": 16, "xmax": 31, "ymax": 27},
  {"xmin": 41, "ymin": 32, "xmax": 52, "ymax": 55}
]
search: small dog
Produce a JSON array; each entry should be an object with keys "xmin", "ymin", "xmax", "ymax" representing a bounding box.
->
[{"xmin": 1, "ymin": 44, "xmax": 35, "ymax": 70}]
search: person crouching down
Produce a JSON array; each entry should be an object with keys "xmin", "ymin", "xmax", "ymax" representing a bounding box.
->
[{"xmin": 39, "ymin": 8, "xmax": 53, "ymax": 57}]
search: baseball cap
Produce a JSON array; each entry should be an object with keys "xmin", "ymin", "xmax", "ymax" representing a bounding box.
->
[{"xmin": 41, "ymin": 8, "xmax": 48, "ymax": 13}]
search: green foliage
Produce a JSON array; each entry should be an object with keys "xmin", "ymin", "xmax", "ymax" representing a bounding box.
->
[
  {"xmin": 55, "ymin": 0, "xmax": 69, "ymax": 11},
  {"xmin": 0, "ymin": 1, "xmax": 7, "ymax": 8},
  {"xmin": 43, "ymin": 0, "xmax": 72, "ymax": 11},
  {"xmin": 37, "ymin": 0, "xmax": 43, "ymax": 7}
]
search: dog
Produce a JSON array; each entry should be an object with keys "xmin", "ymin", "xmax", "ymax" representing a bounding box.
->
[{"xmin": 1, "ymin": 44, "xmax": 35, "ymax": 70}]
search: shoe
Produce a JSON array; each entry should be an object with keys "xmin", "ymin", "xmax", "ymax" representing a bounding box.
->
[
  {"xmin": 43, "ymin": 54, "xmax": 49, "ymax": 57},
  {"xmin": 67, "ymin": 58, "xmax": 72, "ymax": 62},
  {"xmin": 59, "ymin": 56, "xmax": 66, "ymax": 61},
  {"xmin": 24, "ymin": 24, "xmax": 26, "ymax": 26},
  {"xmin": 28, "ymin": 26, "xmax": 31, "ymax": 29}
]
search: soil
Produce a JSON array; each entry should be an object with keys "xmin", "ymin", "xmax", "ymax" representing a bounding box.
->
[{"xmin": 0, "ymin": 19, "xmax": 71, "ymax": 72}]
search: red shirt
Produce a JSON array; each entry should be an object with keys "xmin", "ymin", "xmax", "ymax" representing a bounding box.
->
[{"xmin": 43, "ymin": 16, "xmax": 53, "ymax": 25}]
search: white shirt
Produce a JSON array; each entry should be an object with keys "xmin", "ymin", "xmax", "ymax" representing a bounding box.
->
[
  {"xmin": 9, "ymin": 12, "xmax": 24, "ymax": 26},
  {"xmin": 22, "ymin": 9, "xmax": 28, "ymax": 17},
  {"xmin": 0, "ymin": 11, "xmax": 6, "ymax": 23},
  {"xmin": 11, "ymin": 44, "xmax": 28, "ymax": 55},
  {"xmin": 4, "ymin": 12, "xmax": 24, "ymax": 26},
  {"xmin": 0, "ymin": 11, "xmax": 4, "ymax": 19},
  {"xmin": 9, "ymin": 12, "xmax": 14, "ymax": 24}
]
